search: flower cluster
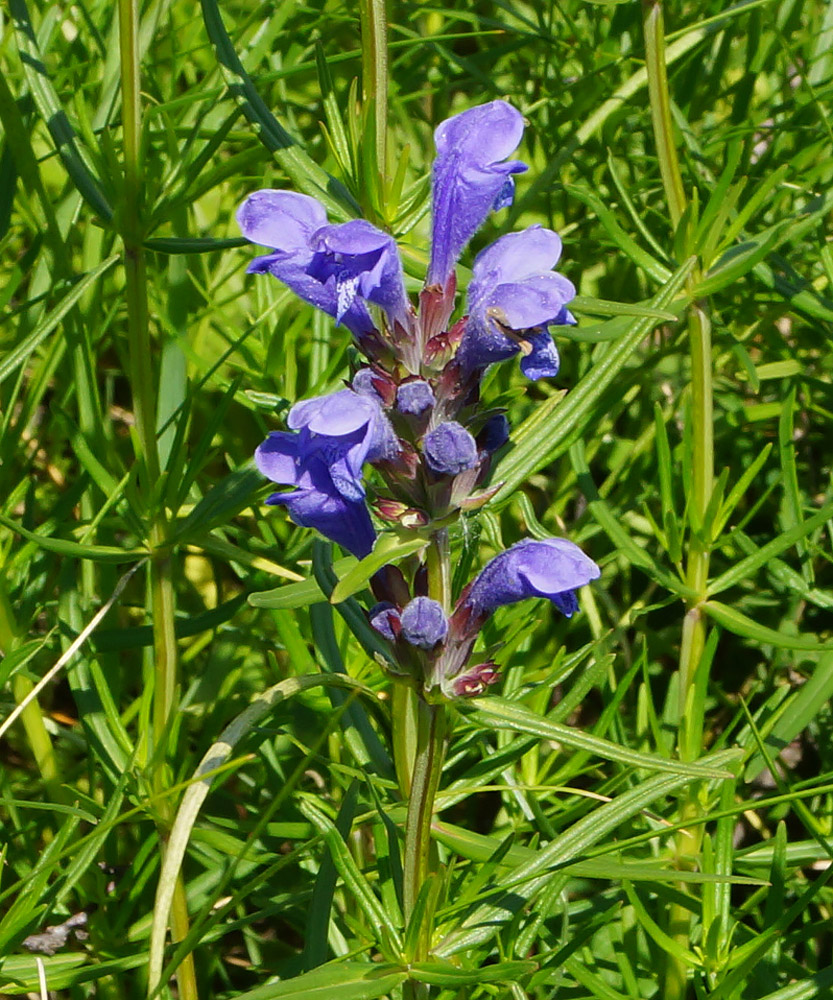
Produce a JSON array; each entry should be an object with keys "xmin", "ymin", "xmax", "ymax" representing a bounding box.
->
[{"xmin": 241, "ymin": 100, "xmax": 599, "ymax": 699}]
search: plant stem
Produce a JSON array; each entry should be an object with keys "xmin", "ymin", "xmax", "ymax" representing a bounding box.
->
[
  {"xmin": 678, "ymin": 300, "xmax": 713, "ymax": 720},
  {"xmin": 643, "ymin": 0, "xmax": 687, "ymax": 229},
  {"xmin": 359, "ymin": 0, "xmax": 388, "ymax": 187},
  {"xmin": 402, "ymin": 698, "xmax": 446, "ymax": 946},
  {"xmin": 118, "ymin": 3, "xmax": 195, "ymax": 997},
  {"xmin": 643, "ymin": 8, "xmax": 714, "ymax": 999},
  {"xmin": 400, "ymin": 531, "xmax": 451, "ymax": 999}
]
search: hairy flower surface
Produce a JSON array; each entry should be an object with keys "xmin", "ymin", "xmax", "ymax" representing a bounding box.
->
[
  {"xmin": 400, "ymin": 597, "xmax": 448, "ymax": 649},
  {"xmin": 464, "ymin": 537, "xmax": 600, "ymax": 619},
  {"xmin": 238, "ymin": 191, "xmax": 408, "ymax": 334},
  {"xmin": 287, "ymin": 389, "xmax": 398, "ymax": 502},
  {"xmin": 457, "ymin": 226, "xmax": 576, "ymax": 380},
  {"xmin": 255, "ymin": 434, "xmax": 376, "ymax": 558},
  {"xmin": 306, "ymin": 219, "xmax": 410, "ymax": 329},
  {"xmin": 423, "ymin": 421, "xmax": 478, "ymax": 475},
  {"xmin": 396, "ymin": 379, "xmax": 435, "ymax": 415},
  {"xmin": 428, "ymin": 100, "xmax": 528, "ymax": 287}
]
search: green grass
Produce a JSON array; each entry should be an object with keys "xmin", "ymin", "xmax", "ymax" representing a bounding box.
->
[{"xmin": 1, "ymin": 0, "xmax": 832, "ymax": 998}]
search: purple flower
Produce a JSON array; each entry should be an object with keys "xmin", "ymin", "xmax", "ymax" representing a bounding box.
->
[
  {"xmin": 423, "ymin": 421, "xmax": 478, "ymax": 475},
  {"xmin": 237, "ymin": 191, "xmax": 408, "ymax": 333},
  {"xmin": 400, "ymin": 597, "xmax": 448, "ymax": 649},
  {"xmin": 255, "ymin": 434, "xmax": 376, "ymax": 558},
  {"xmin": 397, "ymin": 380, "xmax": 435, "ymax": 416},
  {"xmin": 306, "ymin": 219, "xmax": 410, "ymax": 330},
  {"xmin": 369, "ymin": 601, "xmax": 399, "ymax": 641},
  {"xmin": 286, "ymin": 389, "xmax": 398, "ymax": 502},
  {"xmin": 464, "ymin": 537, "xmax": 600, "ymax": 620},
  {"xmin": 456, "ymin": 226, "xmax": 576, "ymax": 380},
  {"xmin": 427, "ymin": 101, "xmax": 528, "ymax": 287}
]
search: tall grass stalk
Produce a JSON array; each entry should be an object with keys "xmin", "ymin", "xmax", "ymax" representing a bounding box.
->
[
  {"xmin": 643, "ymin": 3, "xmax": 715, "ymax": 996},
  {"xmin": 117, "ymin": 1, "xmax": 196, "ymax": 995}
]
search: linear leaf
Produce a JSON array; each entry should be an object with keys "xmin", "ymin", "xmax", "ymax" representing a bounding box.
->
[
  {"xmin": 704, "ymin": 601, "xmax": 833, "ymax": 650},
  {"xmin": 708, "ymin": 501, "xmax": 833, "ymax": 595},
  {"xmin": 148, "ymin": 674, "xmax": 382, "ymax": 995},
  {"xmin": 200, "ymin": 0, "xmax": 357, "ymax": 219},
  {"xmin": 10, "ymin": 0, "xmax": 112, "ymax": 220},
  {"xmin": 0, "ymin": 256, "xmax": 118, "ymax": 387},
  {"xmin": 228, "ymin": 963, "xmax": 408, "ymax": 1000},
  {"xmin": 330, "ymin": 532, "xmax": 426, "ymax": 603},
  {"xmin": 0, "ymin": 512, "xmax": 146, "ymax": 563},
  {"xmin": 300, "ymin": 799, "xmax": 403, "ymax": 954},
  {"xmin": 465, "ymin": 696, "xmax": 732, "ymax": 779},
  {"xmin": 436, "ymin": 749, "xmax": 738, "ymax": 957}
]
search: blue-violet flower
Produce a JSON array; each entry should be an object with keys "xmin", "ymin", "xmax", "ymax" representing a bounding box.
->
[
  {"xmin": 464, "ymin": 537, "xmax": 600, "ymax": 619},
  {"xmin": 423, "ymin": 421, "xmax": 478, "ymax": 475},
  {"xmin": 237, "ymin": 191, "xmax": 409, "ymax": 334},
  {"xmin": 456, "ymin": 225, "xmax": 576, "ymax": 380},
  {"xmin": 400, "ymin": 597, "xmax": 448, "ymax": 649},
  {"xmin": 287, "ymin": 389, "xmax": 398, "ymax": 502},
  {"xmin": 255, "ymin": 434, "xmax": 377, "ymax": 558},
  {"xmin": 428, "ymin": 100, "xmax": 528, "ymax": 287}
]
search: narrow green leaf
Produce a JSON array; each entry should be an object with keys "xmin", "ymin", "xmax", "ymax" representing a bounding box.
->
[
  {"xmin": 565, "ymin": 185, "xmax": 672, "ymax": 282},
  {"xmin": 433, "ymin": 821, "xmax": 763, "ymax": 885},
  {"xmin": 436, "ymin": 750, "xmax": 739, "ymax": 957},
  {"xmin": 171, "ymin": 465, "xmax": 263, "ymax": 544},
  {"xmin": 409, "ymin": 961, "xmax": 536, "ymax": 987},
  {"xmin": 570, "ymin": 439, "xmax": 692, "ymax": 597},
  {"xmin": 330, "ymin": 532, "xmax": 425, "ymax": 603},
  {"xmin": 248, "ymin": 559, "xmax": 357, "ymax": 610},
  {"xmin": 0, "ymin": 512, "xmax": 146, "ymax": 563},
  {"xmin": 200, "ymin": 0, "xmax": 357, "ymax": 219},
  {"xmin": 466, "ymin": 696, "xmax": 732, "ymax": 779},
  {"xmin": 712, "ymin": 442, "xmax": 773, "ymax": 537},
  {"xmin": 745, "ymin": 652, "xmax": 833, "ymax": 781},
  {"xmin": 300, "ymin": 799, "xmax": 402, "ymax": 954},
  {"xmin": 704, "ymin": 601, "xmax": 833, "ymax": 650},
  {"xmin": 10, "ymin": 0, "xmax": 112, "ymax": 220},
  {"xmin": 228, "ymin": 962, "xmax": 408, "ymax": 1000},
  {"xmin": 570, "ymin": 295, "xmax": 678, "ymax": 321},
  {"xmin": 623, "ymin": 880, "xmax": 700, "ymax": 967},
  {"xmin": 779, "ymin": 387, "xmax": 813, "ymax": 584},
  {"xmin": 707, "ymin": 501, "xmax": 833, "ymax": 596},
  {"xmin": 0, "ymin": 256, "xmax": 119, "ymax": 387},
  {"xmin": 144, "ymin": 236, "xmax": 248, "ymax": 254},
  {"xmin": 147, "ymin": 673, "xmax": 381, "ymax": 995}
]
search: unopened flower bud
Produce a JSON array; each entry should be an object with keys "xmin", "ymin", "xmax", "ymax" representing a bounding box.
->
[
  {"xmin": 450, "ymin": 662, "xmax": 500, "ymax": 697},
  {"xmin": 400, "ymin": 597, "xmax": 448, "ymax": 649},
  {"xmin": 397, "ymin": 379, "xmax": 435, "ymax": 416},
  {"xmin": 353, "ymin": 367, "xmax": 397, "ymax": 407},
  {"xmin": 423, "ymin": 421, "xmax": 478, "ymax": 475}
]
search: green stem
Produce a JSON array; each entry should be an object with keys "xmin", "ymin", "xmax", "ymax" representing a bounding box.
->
[
  {"xmin": 643, "ymin": 9, "xmax": 713, "ymax": 1000},
  {"xmin": 402, "ymin": 699, "xmax": 446, "ymax": 946},
  {"xmin": 359, "ymin": 0, "xmax": 388, "ymax": 186},
  {"xmin": 643, "ymin": 0, "xmax": 687, "ymax": 229},
  {"xmin": 118, "ymin": 5, "xmax": 194, "ymax": 998},
  {"xmin": 0, "ymin": 585, "xmax": 60, "ymax": 792},
  {"xmin": 678, "ymin": 301, "xmax": 713, "ymax": 721}
]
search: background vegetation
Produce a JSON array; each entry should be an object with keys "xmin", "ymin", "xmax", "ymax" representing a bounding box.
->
[{"xmin": 0, "ymin": 0, "xmax": 832, "ymax": 997}]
